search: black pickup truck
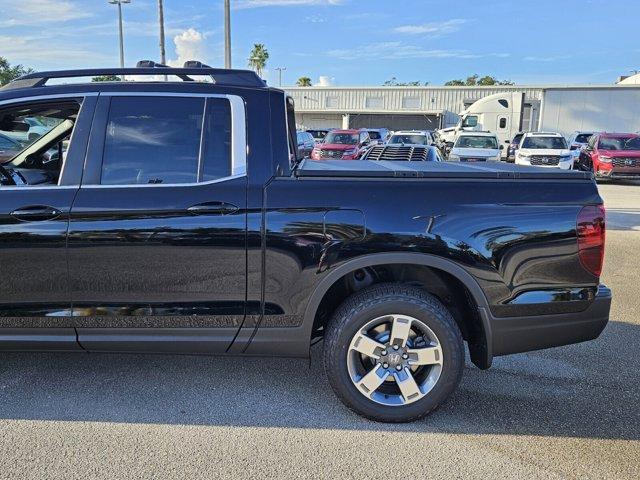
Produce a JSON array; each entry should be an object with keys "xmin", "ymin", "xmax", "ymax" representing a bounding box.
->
[{"xmin": 0, "ymin": 64, "xmax": 610, "ymax": 422}]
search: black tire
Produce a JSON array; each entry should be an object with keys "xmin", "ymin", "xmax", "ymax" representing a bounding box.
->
[{"xmin": 323, "ymin": 283, "xmax": 464, "ymax": 423}]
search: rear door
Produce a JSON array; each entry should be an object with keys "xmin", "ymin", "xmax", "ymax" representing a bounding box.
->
[
  {"xmin": 68, "ymin": 93, "xmax": 248, "ymax": 353},
  {"xmin": 0, "ymin": 94, "xmax": 95, "ymax": 350}
]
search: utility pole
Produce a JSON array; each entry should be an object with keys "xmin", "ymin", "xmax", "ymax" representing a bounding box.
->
[
  {"xmin": 158, "ymin": 0, "xmax": 166, "ymax": 65},
  {"xmin": 224, "ymin": 0, "xmax": 231, "ymax": 68},
  {"xmin": 109, "ymin": 0, "xmax": 130, "ymax": 79},
  {"xmin": 275, "ymin": 67, "xmax": 286, "ymax": 87}
]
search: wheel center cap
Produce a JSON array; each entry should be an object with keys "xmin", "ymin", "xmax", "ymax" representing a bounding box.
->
[{"xmin": 387, "ymin": 352, "xmax": 402, "ymax": 365}]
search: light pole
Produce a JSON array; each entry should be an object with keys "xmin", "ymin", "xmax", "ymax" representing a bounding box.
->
[
  {"xmin": 108, "ymin": 0, "xmax": 131, "ymax": 70},
  {"xmin": 158, "ymin": 0, "xmax": 166, "ymax": 65},
  {"xmin": 275, "ymin": 67, "xmax": 286, "ymax": 87},
  {"xmin": 224, "ymin": 0, "xmax": 231, "ymax": 68}
]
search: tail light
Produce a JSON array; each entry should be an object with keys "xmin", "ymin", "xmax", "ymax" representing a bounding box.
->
[{"xmin": 577, "ymin": 205, "xmax": 606, "ymax": 277}]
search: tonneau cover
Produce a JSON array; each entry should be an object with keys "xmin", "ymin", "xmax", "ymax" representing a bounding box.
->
[{"xmin": 296, "ymin": 159, "xmax": 593, "ymax": 180}]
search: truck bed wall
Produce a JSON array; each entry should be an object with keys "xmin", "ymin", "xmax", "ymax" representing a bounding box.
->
[{"xmin": 259, "ymin": 176, "xmax": 603, "ymax": 331}]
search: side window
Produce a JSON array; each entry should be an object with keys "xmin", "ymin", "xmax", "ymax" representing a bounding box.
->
[
  {"xmin": 0, "ymin": 99, "xmax": 82, "ymax": 187},
  {"xmin": 462, "ymin": 115, "xmax": 478, "ymax": 128},
  {"xmin": 101, "ymin": 96, "xmax": 234, "ymax": 185}
]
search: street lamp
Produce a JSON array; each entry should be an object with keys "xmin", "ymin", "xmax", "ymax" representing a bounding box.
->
[
  {"xmin": 275, "ymin": 67, "xmax": 286, "ymax": 87},
  {"xmin": 108, "ymin": 0, "xmax": 131, "ymax": 70}
]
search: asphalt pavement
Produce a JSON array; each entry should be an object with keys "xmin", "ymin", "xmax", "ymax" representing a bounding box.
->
[{"xmin": 0, "ymin": 182, "xmax": 638, "ymax": 479}]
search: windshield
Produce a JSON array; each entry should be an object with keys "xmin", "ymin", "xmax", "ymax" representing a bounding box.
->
[
  {"xmin": 521, "ymin": 136, "xmax": 567, "ymax": 149},
  {"xmin": 575, "ymin": 133, "xmax": 593, "ymax": 144},
  {"xmin": 389, "ymin": 134, "xmax": 428, "ymax": 145},
  {"xmin": 455, "ymin": 136, "xmax": 498, "ymax": 149},
  {"xmin": 598, "ymin": 136, "xmax": 640, "ymax": 151},
  {"xmin": 307, "ymin": 130, "xmax": 327, "ymax": 140},
  {"xmin": 323, "ymin": 132, "xmax": 358, "ymax": 145}
]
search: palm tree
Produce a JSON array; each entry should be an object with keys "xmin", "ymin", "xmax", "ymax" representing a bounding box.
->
[
  {"xmin": 296, "ymin": 76, "xmax": 312, "ymax": 87},
  {"xmin": 248, "ymin": 44, "xmax": 269, "ymax": 78}
]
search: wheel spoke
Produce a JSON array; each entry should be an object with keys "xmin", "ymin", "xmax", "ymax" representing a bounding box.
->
[
  {"xmin": 351, "ymin": 332, "xmax": 385, "ymax": 359},
  {"xmin": 394, "ymin": 368, "xmax": 422, "ymax": 403},
  {"xmin": 390, "ymin": 315, "xmax": 412, "ymax": 347},
  {"xmin": 407, "ymin": 345, "xmax": 442, "ymax": 366},
  {"xmin": 357, "ymin": 365, "xmax": 389, "ymax": 395}
]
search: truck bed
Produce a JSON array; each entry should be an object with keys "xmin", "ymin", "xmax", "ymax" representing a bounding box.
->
[{"xmin": 296, "ymin": 159, "xmax": 593, "ymax": 180}]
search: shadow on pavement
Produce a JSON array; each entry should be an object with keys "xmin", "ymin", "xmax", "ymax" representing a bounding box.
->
[{"xmin": 0, "ymin": 320, "xmax": 638, "ymax": 441}]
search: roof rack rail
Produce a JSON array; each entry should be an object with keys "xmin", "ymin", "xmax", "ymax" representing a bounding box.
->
[{"xmin": 1, "ymin": 60, "xmax": 265, "ymax": 91}]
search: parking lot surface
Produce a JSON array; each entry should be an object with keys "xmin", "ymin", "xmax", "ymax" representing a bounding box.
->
[{"xmin": 0, "ymin": 182, "xmax": 639, "ymax": 480}]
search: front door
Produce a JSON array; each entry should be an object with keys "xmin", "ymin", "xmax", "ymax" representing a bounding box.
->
[
  {"xmin": 68, "ymin": 93, "xmax": 248, "ymax": 353},
  {"xmin": 0, "ymin": 95, "xmax": 95, "ymax": 350}
]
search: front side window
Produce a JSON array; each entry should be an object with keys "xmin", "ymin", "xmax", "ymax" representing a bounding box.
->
[
  {"xmin": 0, "ymin": 100, "xmax": 81, "ymax": 187},
  {"xmin": 455, "ymin": 136, "xmax": 498, "ymax": 149},
  {"xmin": 522, "ymin": 136, "xmax": 567, "ymax": 149},
  {"xmin": 462, "ymin": 116, "xmax": 478, "ymax": 128},
  {"xmin": 101, "ymin": 96, "xmax": 233, "ymax": 185},
  {"xmin": 574, "ymin": 133, "xmax": 593, "ymax": 144}
]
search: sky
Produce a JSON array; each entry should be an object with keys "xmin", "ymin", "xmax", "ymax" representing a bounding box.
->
[{"xmin": 0, "ymin": 0, "xmax": 638, "ymax": 87}]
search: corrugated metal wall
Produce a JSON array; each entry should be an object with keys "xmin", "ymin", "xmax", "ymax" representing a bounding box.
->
[{"xmin": 286, "ymin": 86, "xmax": 544, "ymax": 127}]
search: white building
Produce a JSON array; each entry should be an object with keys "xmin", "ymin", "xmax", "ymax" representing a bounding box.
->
[{"xmin": 285, "ymin": 84, "xmax": 640, "ymax": 133}]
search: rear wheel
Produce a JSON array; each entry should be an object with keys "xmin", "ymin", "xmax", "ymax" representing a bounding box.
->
[{"xmin": 323, "ymin": 283, "xmax": 464, "ymax": 422}]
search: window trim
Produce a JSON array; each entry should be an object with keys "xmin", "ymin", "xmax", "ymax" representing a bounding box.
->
[
  {"xmin": 0, "ymin": 93, "xmax": 97, "ymax": 189},
  {"xmin": 83, "ymin": 92, "xmax": 247, "ymax": 189}
]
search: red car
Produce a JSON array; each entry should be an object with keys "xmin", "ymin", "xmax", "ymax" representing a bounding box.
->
[
  {"xmin": 577, "ymin": 133, "xmax": 640, "ymax": 180},
  {"xmin": 310, "ymin": 129, "xmax": 370, "ymax": 160}
]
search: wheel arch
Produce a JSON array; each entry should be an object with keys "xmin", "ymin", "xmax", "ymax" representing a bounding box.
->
[{"xmin": 302, "ymin": 252, "xmax": 493, "ymax": 368}]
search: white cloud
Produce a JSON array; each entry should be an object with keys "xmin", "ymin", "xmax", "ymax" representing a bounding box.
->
[
  {"xmin": 394, "ymin": 19, "xmax": 468, "ymax": 36},
  {"xmin": 169, "ymin": 28, "xmax": 210, "ymax": 68},
  {"xmin": 317, "ymin": 76, "xmax": 334, "ymax": 86},
  {"xmin": 0, "ymin": 35, "xmax": 110, "ymax": 68},
  {"xmin": 235, "ymin": 0, "xmax": 343, "ymax": 9},
  {"xmin": 524, "ymin": 55, "xmax": 572, "ymax": 62},
  {"xmin": 0, "ymin": 0, "xmax": 92, "ymax": 27},
  {"xmin": 327, "ymin": 42, "xmax": 509, "ymax": 61}
]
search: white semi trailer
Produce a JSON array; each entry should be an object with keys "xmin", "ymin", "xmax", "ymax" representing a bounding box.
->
[{"xmin": 438, "ymin": 86, "xmax": 640, "ymax": 156}]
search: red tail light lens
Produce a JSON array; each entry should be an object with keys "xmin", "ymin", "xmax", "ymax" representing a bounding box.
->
[{"xmin": 577, "ymin": 205, "xmax": 606, "ymax": 277}]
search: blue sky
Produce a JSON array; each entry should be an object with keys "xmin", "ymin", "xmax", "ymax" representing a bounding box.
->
[{"xmin": 0, "ymin": 0, "xmax": 637, "ymax": 86}]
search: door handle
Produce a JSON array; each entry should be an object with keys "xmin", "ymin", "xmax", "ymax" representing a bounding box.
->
[
  {"xmin": 187, "ymin": 201, "xmax": 239, "ymax": 216},
  {"xmin": 10, "ymin": 205, "xmax": 63, "ymax": 222}
]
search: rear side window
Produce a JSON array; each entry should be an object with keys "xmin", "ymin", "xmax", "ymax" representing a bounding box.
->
[{"xmin": 101, "ymin": 96, "xmax": 233, "ymax": 185}]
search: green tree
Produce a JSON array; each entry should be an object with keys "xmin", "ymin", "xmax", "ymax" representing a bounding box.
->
[
  {"xmin": 0, "ymin": 57, "xmax": 33, "ymax": 86},
  {"xmin": 91, "ymin": 74, "xmax": 122, "ymax": 82},
  {"xmin": 445, "ymin": 74, "xmax": 514, "ymax": 86},
  {"xmin": 248, "ymin": 43, "xmax": 269, "ymax": 78},
  {"xmin": 296, "ymin": 76, "xmax": 312, "ymax": 87},
  {"xmin": 383, "ymin": 76, "xmax": 429, "ymax": 86}
]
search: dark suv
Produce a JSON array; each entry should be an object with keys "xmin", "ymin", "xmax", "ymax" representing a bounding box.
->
[{"xmin": 0, "ymin": 63, "xmax": 611, "ymax": 423}]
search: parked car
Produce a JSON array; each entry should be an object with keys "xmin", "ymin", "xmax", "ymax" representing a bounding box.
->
[
  {"xmin": 0, "ymin": 64, "xmax": 610, "ymax": 423},
  {"xmin": 515, "ymin": 132, "xmax": 573, "ymax": 169},
  {"xmin": 576, "ymin": 132, "xmax": 640, "ymax": 180},
  {"xmin": 24, "ymin": 116, "xmax": 49, "ymax": 141},
  {"xmin": 387, "ymin": 130, "xmax": 434, "ymax": 146},
  {"xmin": 506, "ymin": 132, "xmax": 526, "ymax": 162},
  {"xmin": 306, "ymin": 129, "xmax": 330, "ymax": 144},
  {"xmin": 296, "ymin": 130, "xmax": 315, "ymax": 159},
  {"xmin": 310, "ymin": 129, "xmax": 370, "ymax": 160},
  {"xmin": 0, "ymin": 132, "xmax": 25, "ymax": 163},
  {"xmin": 447, "ymin": 132, "xmax": 502, "ymax": 162},
  {"xmin": 364, "ymin": 128, "xmax": 390, "ymax": 145},
  {"xmin": 567, "ymin": 131, "xmax": 597, "ymax": 161},
  {"xmin": 362, "ymin": 144, "xmax": 442, "ymax": 162}
]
